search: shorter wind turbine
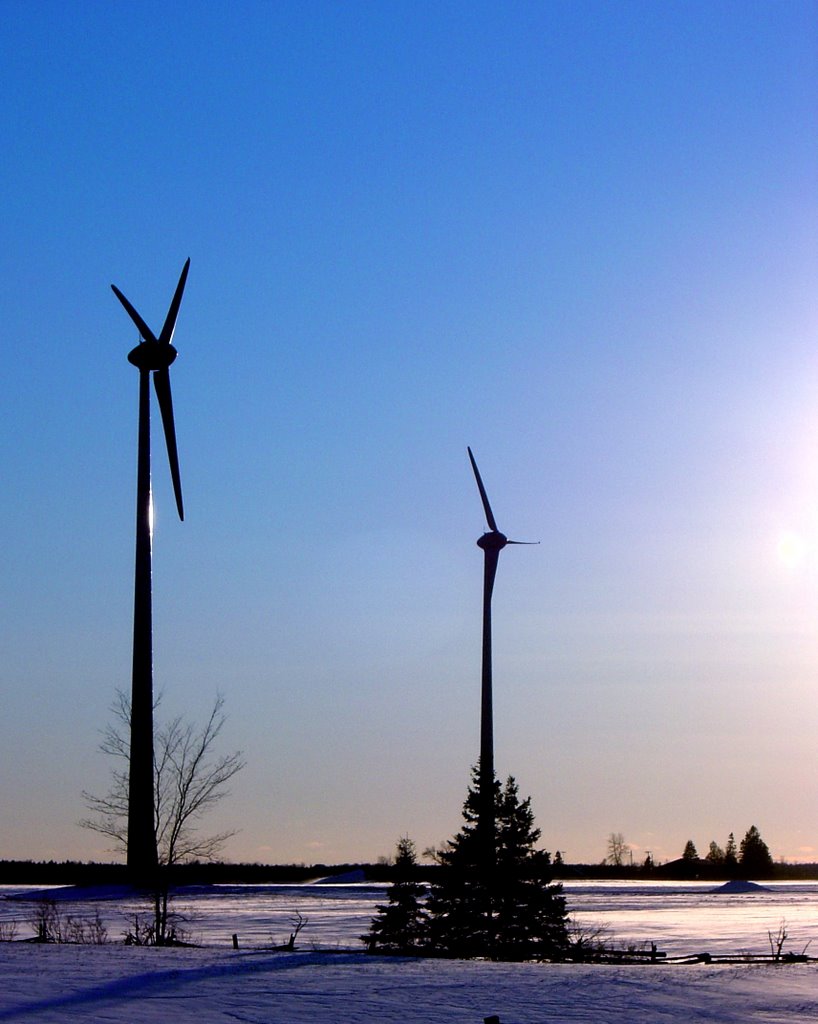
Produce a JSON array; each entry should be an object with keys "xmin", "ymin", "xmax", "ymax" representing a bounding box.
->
[
  {"xmin": 467, "ymin": 446, "xmax": 537, "ymax": 878},
  {"xmin": 112, "ymin": 259, "xmax": 189, "ymax": 884}
]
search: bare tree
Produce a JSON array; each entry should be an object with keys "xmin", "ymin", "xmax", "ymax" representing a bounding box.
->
[
  {"xmin": 82, "ymin": 692, "xmax": 245, "ymax": 866},
  {"xmin": 81, "ymin": 692, "xmax": 244, "ymax": 944},
  {"xmin": 605, "ymin": 832, "xmax": 630, "ymax": 868}
]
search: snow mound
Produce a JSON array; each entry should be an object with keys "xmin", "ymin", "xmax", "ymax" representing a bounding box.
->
[{"xmin": 710, "ymin": 879, "xmax": 770, "ymax": 894}]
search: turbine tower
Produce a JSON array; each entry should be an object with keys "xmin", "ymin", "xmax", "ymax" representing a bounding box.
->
[
  {"xmin": 467, "ymin": 446, "xmax": 536, "ymax": 878},
  {"xmin": 112, "ymin": 259, "xmax": 189, "ymax": 884}
]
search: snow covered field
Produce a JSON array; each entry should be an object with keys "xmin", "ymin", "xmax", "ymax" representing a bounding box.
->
[
  {"xmin": 566, "ymin": 879, "xmax": 818, "ymax": 956},
  {"xmin": 4, "ymin": 879, "xmax": 817, "ymax": 954},
  {"xmin": 0, "ymin": 945, "xmax": 816, "ymax": 1023},
  {"xmin": 1, "ymin": 880, "xmax": 817, "ymax": 1022}
]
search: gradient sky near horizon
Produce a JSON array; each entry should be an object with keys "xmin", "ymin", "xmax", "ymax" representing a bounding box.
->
[{"xmin": 2, "ymin": 1, "xmax": 817, "ymax": 868}]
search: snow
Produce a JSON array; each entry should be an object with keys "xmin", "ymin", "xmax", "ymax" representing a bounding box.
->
[
  {"xmin": 564, "ymin": 880, "xmax": 818, "ymax": 955},
  {"xmin": 0, "ymin": 945, "xmax": 816, "ymax": 1023},
  {"xmin": 1, "ymin": 880, "xmax": 817, "ymax": 1022},
  {"xmin": 711, "ymin": 879, "xmax": 770, "ymax": 894},
  {"xmin": 6, "ymin": 879, "xmax": 817, "ymax": 954}
]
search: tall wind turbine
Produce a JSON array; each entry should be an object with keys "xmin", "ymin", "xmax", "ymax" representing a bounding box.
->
[
  {"xmin": 467, "ymin": 446, "xmax": 537, "ymax": 877},
  {"xmin": 112, "ymin": 259, "xmax": 189, "ymax": 884}
]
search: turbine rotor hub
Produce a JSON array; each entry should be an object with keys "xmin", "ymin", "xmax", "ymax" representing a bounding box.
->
[
  {"xmin": 128, "ymin": 342, "xmax": 178, "ymax": 372},
  {"xmin": 477, "ymin": 530, "xmax": 508, "ymax": 551}
]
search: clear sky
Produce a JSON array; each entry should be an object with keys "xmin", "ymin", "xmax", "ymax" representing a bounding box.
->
[{"xmin": 1, "ymin": 1, "xmax": 816, "ymax": 868}]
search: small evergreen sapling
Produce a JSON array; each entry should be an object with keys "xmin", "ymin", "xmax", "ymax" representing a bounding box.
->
[{"xmin": 363, "ymin": 836, "xmax": 427, "ymax": 953}]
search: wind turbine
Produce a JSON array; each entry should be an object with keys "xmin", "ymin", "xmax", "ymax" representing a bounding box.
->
[
  {"xmin": 467, "ymin": 446, "xmax": 537, "ymax": 878},
  {"xmin": 112, "ymin": 259, "xmax": 189, "ymax": 884}
]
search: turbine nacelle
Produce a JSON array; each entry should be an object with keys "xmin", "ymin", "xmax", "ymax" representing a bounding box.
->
[
  {"xmin": 477, "ymin": 530, "xmax": 508, "ymax": 552},
  {"xmin": 127, "ymin": 341, "xmax": 178, "ymax": 372}
]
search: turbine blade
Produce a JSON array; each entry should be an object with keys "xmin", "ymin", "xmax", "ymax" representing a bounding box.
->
[
  {"xmin": 111, "ymin": 285, "xmax": 158, "ymax": 344},
  {"xmin": 484, "ymin": 547, "xmax": 500, "ymax": 603},
  {"xmin": 153, "ymin": 368, "xmax": 184, "ymax": 520},
  {"xmin": 467, "ymin": 447, "xmax": 498, "ymax": 532},
  {"xmin": 158, "ymin": 258, "xmax": 190, "ymax": 346},
  {"xmin": 506, "ymin": 540, "xmax": 540, "ymax": 545}
]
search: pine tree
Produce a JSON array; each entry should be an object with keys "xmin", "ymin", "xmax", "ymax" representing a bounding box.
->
[
  {"xmin": 724, "ymin": 832, "xmax": 738, "ymax": 873},
  {"xmin": 682, "ymin": 839, "xmax": 698, "ymax": 861},
  {"xmin": 739, "ymin": 825, "xmax": 773, "ymax": 877},
  {"xmin": 363, "ymin": 836, "xmax": 427, "ymax": 953},
  {"xmin": 424, "ymin": 766, "xmax": 497, "ymax": 957},
  {"xmin": 705, "ymin": 840, "xmax": 725, "ymax": 865},
  {"xmin": 492, "ymin": 777, "xmax": 568, "ymax": 960},
  {"xmin": 426, "ymin": 766, "xmax": 568, "ymax": 960}
]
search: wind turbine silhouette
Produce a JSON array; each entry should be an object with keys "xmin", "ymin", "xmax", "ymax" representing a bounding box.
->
[
  {"xmin": 112, "ymin": 259, "xmax": 189, "ymax": 884},
  {"xmin": 467, "ymin": 446, "xmax": 537, "ymax": 878}
]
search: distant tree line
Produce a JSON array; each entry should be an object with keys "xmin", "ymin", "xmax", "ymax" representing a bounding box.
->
[
  {"xmin": 0, "ymin": 860, "xmax": 395, "ymax": 886},
  {"xmin": 580, "ymin": 825, "xmax": 781, "ymax": 880},
  {"xmin": 1, "ymin": 824, "xmax": 806, "ymax": 888},
  {"xmin": 676, "ymin": 826, "xmax": 774, "ymax": 877}
]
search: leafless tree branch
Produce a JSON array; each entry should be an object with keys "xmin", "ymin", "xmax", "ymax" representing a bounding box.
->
[{"xmin": 81, "ymin": 691, "xmax": 245, "ymax": 867}]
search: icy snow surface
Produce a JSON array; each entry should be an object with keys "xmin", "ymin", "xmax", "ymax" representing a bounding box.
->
[
  {"xmin": 6, "ymin": 879, "xmax": 818, "ymax": 954},
  {"xmin": 1, "ymin": 880, "xmax": 817, "ymax": 1022},
  {"xmin": 0, "ymin": 946, "xmax": 816, "ymax": 1023}
]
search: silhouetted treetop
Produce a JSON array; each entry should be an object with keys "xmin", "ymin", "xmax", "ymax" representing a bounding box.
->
[{"xmin": 739, "ymin": 825, "xmax": 773, "ymax": 876}]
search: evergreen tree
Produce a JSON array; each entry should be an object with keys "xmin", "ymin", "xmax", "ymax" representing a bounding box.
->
[
  {"xmin": 425, "ymin": 766, "xmax": 497, "ymax": 957},
  {"xmin": 739, "ymin": 825, "xmax": 773, "ymax": 876},
  {"xmin": 724, "ymin": 833, "xmax": 738, "ymax": 872},
  {"xmin": 363, "ymin": 836, "xmax": 427, "ymax": 953},
  {"xmin": 682, "ymin": 839, "xmax": 698, "ymax": 861},
  {"xmin": 492, "ymin": 777, "xmax": 568, "ymax": 960},
  {"xmin": 705, "ymin": 841, "xmax": 725, "ymax": 865},
  {"xmin": 426, "ymin": 767, "xmax": 568, "ymax": 960}
]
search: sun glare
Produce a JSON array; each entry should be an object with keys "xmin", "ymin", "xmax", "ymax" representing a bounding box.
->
[{"xmin": 776, "ymin": 530, "xmax": 807, "ymax": 571}]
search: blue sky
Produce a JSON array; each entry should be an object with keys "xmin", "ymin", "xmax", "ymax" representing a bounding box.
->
[{"xmin": 2, "ymin": 1, "xmax": 817, "ymax": 866}]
